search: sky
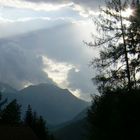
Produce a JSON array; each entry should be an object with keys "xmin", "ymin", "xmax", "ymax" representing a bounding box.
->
[{"xmin": 0, "ymin": 0, "xmax": 105, "ymax": 101}]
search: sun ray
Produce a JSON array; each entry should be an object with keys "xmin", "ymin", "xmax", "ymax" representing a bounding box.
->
[{"xmin": 122, "ymin": 7, "xmax": 133, "ymax": 17}]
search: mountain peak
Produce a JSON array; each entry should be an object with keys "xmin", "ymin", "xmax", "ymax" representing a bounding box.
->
[{"xmin": 19, "ymin": 83, "xmax": 89, "ymax": 125}]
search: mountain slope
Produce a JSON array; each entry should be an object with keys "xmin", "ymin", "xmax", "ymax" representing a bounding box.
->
[
  {"xmin": 54, "ymin": 118, "xmax": 88, "ymax": 140},
  {"xmin": 0, "ymin": 82, "xmax": 89, "ymax": 125},
  {"xmin": 19, "ymin": 83, "xmax": 89, "ymax": 125},
  {"xmin": 53, "ymin": 108, "xmax": 89, "ymax": 140},
  {"xmin": 0, "ymin": 82, "xmax": 17, "ymax": 93}
]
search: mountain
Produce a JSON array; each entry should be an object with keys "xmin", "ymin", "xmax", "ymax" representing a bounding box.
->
[
  {"xmin": 19, "ymin": 83, "xmax": 89, "ymax": 125},
  {"xmin": 53, "ymin": 108, "xmax": 89, "ymax": 140},
  {"xmin": 0, "ymin": 82, "xmax": 17, "ymax": 94},
  {"xmin": 51, "ymin": 106, "xmax": 89, "ymax": 131},
  {"xmin": 0, "ymin": 82, "xmax": 19, "ymax": 103},
  {"xmin": 1, "ymin": 82, "xmax": 89, "ymax": 125},
  {"xmin": 54, "ymin": 118, "xmax": 88, "ymax": 140},
  {"xmin": 0, "ymin": 82, "xmax": 90, "ymax": 139},
  {"xmin": 72, "ymin": 107, "xmax": 89, "ymax": 122}
]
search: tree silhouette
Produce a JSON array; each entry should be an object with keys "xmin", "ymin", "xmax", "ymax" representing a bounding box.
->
[
  {"xmin": 88, "ymin": 89, "xmax": 140, "ymax": 140},
  {"xmin": 24, "ymin": 104, "xmax": 33, "ymax": 127},
  {"xmin": 1, "ymin": 99, "xmax": 21, "ymax": 125},
  {"xmin": 87, "ymin": 0, "xmax": 140, "ymax": 140},
  {"xmin": 24, "ymin": 105, "xmax": 52, "ymax": 140},
  {"xmin": 87, "ymin": 0, "xmax": 140, "ymax": 93}
]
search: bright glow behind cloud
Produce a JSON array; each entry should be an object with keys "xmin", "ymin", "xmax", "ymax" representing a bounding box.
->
[
  {"xmin": 42, "ymin": 56, "xmax": 90, "ymax": 99},
  {"xmin": 42, "ymin": 56, "xmax": 79, "ymax": 88},
  {"xmin": 0, "ymin": 0, "xmax": 98, "ymax": 101},
  {"xmin": 73, "ymin": 4, "xmax": 99, "ymax": 18}
]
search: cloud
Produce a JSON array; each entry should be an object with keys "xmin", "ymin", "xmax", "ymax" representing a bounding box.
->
[
  {"xmin": 42, "ymin": 55, "xmax": 95, "ymax": 101},
  {"xmin": 0, "ymin": 0, "xmax": 73, "ymax": 11},
  {"xmin": 0, "ymin": 16, "xmax": 77, "ymax": 38},
  {"xmin": 0, "ymin": 40, "xmax": 54, "ymax": 89},
  {"xmin": 0, "ymin": 18, "xmax": 97, "ymax": 101},
  {"xmin": 0, "ymin": 5, "xmax": 99, "ymax": 101},
  {"xmin": 0, "ymin": 0, "xmax": 103, "ymax": 19},
  {"xmin": 42, "ymin": 55, "xmax": 78, "ymax": 88},
  {"xmin": 0, "ymin": 16, "xmax": 51, "ymax": 23},
  {"xmin": 24, "ymin": 0, "xmax": 104, "ymax": 10}
]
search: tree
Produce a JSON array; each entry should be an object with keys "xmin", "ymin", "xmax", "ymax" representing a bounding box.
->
[
  {"xmin": 34, "ymin": 116, "xmax": 49, "ymax": 140},
  {"xmin": 24, "ymin": 105, "xmax": 52, "ymax": 140},
  {"xmin": 0, "ymin": 92, "xmax": 7, "ymax": 115},
  {"xmin": 87, "ymin": 0, "xmax": 140, "ymax": 139},
  {"xmin": 125, "ymin": 1, "xmax": 140, "ymax": 88},
  {"xmin": 88, "ymin": 89, "xmax": 140, "ymax": 140},
  {"xmin": 1, "ymin": 99, "xmax": 21, "ymax": 125},
  {"xmin": 24, "ymin": 104, "xmax": 33, "ymax": 127},
  {"xmin": 87, "ymin": 0, "xmax": 140, "ymax": 93}
]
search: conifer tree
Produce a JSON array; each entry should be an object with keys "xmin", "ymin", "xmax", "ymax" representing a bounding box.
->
[
  {"xmin": 1, "ymin": 99, "xmax": 21, "ymax": 125},
  {"xmin": 24, "ymin": 104, "xmax": 33, "ymax": 127},
  {"xmin": 87, "ymin": 0, "xmax": 140, "ymax": 140},
  {"xmin": 87, "ymin": 0, "xmax": 140, "ymax": 93},
  {"xmin": 0, "ymin": 92, "xmax": 7, "ymax": 114},
  {"xmin": 24, "ymin": 105, "xmax": 51, "ymax": 140}
]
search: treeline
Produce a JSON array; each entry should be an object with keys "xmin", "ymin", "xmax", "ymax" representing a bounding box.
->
[
  {"xmin": 0, "ymin": 93, "xmax": 53, "ymax": 140},
  {"xmin": 87, "ymin": 0, "xmax": 140, "ymax": 140},
  {"xmin": 88, "ymin": 88, "xmax": 140, "ymax": 140}
]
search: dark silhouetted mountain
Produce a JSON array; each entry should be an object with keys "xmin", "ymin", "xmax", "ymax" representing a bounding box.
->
[
  {"xmin": 54, "ymin": 118, "xmax": 88, "ymax": 140},
  {"xmin": 51, "ymin": 107, "xmax": 88, "ymax": 132},
  {"xmin": 0, "ymin": 82, "xmax": 17, "ymax": 93},
  {"xmin": 0, "ymin": 82, "xmax": 19, "ymax": 104},
  {"xmin": 1, "ymin": 82, "xmax": 89, "ymax": 125},
  {"xmin": 52, "ymin": 107, "xmax": 89, "ymax": 140},
  {"xmin": 72, "ymin": 107, "xmax": 88, "ymax": 122},
  {"xmin": 19, "ymin": 83, "xmax": 89, "ymax": 125}
]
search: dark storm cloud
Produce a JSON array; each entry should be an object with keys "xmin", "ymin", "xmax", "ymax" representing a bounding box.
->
[{"xmin": 0, "ymin": 40, "xmax": 54, "ymax": 89}]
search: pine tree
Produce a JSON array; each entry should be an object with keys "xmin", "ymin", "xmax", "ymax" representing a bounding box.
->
[
  {"xmin": 1, "ymin": 99, "xmax": 21, "ymax": 125},
  {"xmin": 24, "ymin": 104, "xmax": 33, "ymax": 127},
  {"xmin": 35, "ymin": 116, "xmax": 49, "ymax": 140},
  {"xmin": 24, "ymin": 105, "xmax": 51, "ymax": 140},
  {"xmin": 87, "ymin": 0, "xmax": 140, "ymax": 139},
  {"xmin": 0, "ymin": 92, "xmax": 7, "ymax": 115},
  {"xmin": 126, "ymin": 1, "xmax": 140, "ymax": 88},
  {"xmin": 87, "ymin": 0, "xmax": 140, "ymax": 93}
]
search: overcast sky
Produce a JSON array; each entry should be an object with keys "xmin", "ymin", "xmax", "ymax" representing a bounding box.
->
[{"xmin": 0, "ymin": 0, "xmax": 105, "ymax": 101}]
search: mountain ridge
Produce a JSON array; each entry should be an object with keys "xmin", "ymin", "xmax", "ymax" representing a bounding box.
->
[{"xmin": 0, "ymin": 82, "xmax": 89, "ymax": 125}]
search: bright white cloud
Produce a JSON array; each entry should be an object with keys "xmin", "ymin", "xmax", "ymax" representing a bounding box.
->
[
  {"xmin": 42, "ymin": 56, "xmax": 90, "ymax": 100},
  {"xmin": 42, "ymin": 56, "xmax": 79, "ymax": 88},
  {"xmin": 0, "ymin": 0, "xmax": 73, "ymax": 11},
  {"xmin": 73, "ymin": 4, "xmax": 99, "ymax": 18},
  {"xmin": 0, "ymin": 0, "xmax": 100, "ymax": 19}
]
